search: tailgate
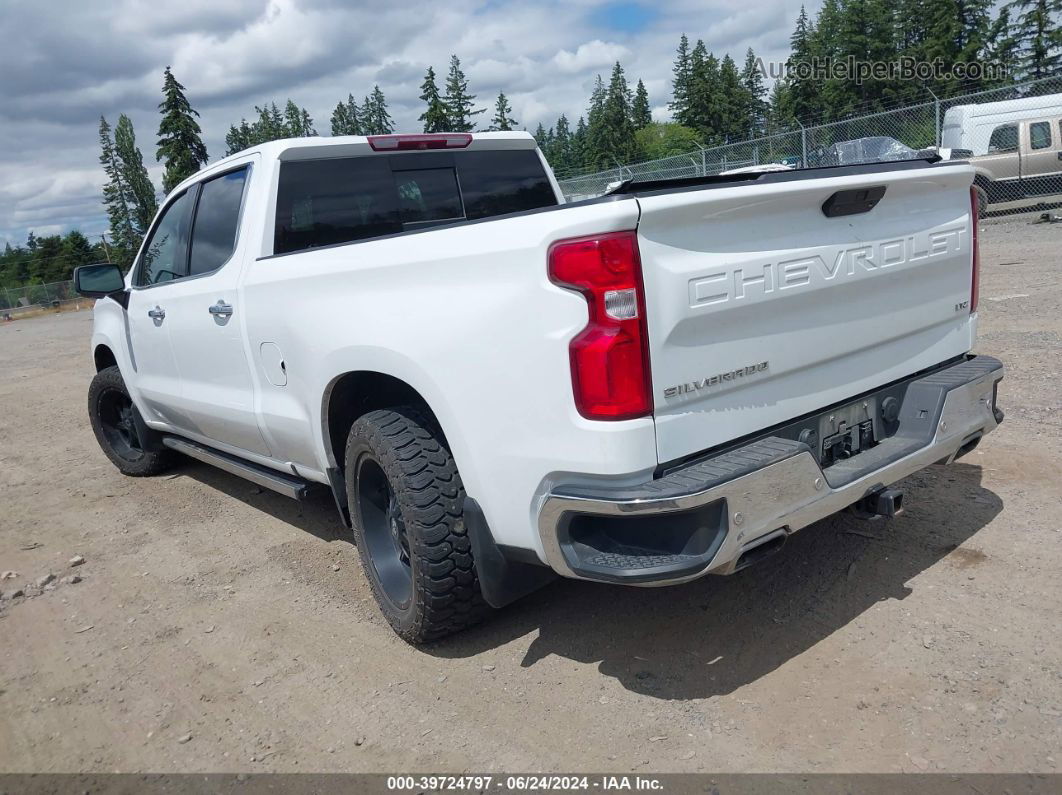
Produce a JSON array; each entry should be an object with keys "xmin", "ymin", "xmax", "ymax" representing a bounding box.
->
[{"xmin": 635, "ymin": 162, "xmax": 977, "ymax": 464}]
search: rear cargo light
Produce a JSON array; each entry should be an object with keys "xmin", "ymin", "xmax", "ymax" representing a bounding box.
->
[
  {"xmin": 969, "ymin": 186, "xmax": 980, "ymax": 313},
  {"xmin": 367, "ymin": 133, "xmax": 472, "ymax": 151},
  {"xmin": 548, "ymin": 231, "xmax": 652, "ymax": 420}
]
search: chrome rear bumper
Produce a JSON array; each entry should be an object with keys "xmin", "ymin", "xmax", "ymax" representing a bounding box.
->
[{"xmin": 537, "ymin": 356, "xmax": 1004, "ymax": 585}]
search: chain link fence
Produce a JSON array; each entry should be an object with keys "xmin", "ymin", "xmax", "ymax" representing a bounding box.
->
[
  {"xmin": 0, "ymin": 279, "xmax": 83, "ymax": 319},
  {"xmin": 557, "ymin": 75, "xmax": 1062, "ymax": 215}
]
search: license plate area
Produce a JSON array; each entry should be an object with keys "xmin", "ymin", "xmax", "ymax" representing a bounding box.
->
[{"xmin": 818, "ymin": 399, "xmax": 877, "ymax": 468}]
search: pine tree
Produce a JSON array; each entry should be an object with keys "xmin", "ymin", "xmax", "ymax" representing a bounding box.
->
[
  {"xmin": 419, "ymin": 66, "xmax": 450, "ymax": 132},
  {"xmin": 718, "ymin": 54, "xmax": 746, "ymax": 141},
  {"xmin": 488, "ymin": 92, "xmax": 518, "ymax": 131},
  {"xmin": 156, "ymin": 67, "xmax": 208, "ymax": 194},
  {"xmin": 55, "ymin": 231, "xmax": 96, "ymax": 282},
  {"xmin": 551, "ymin": 114, "xmax": 573, "ymax": 172},
  {"xmin": 925, "ymin": 0, "xmax": 993, "ymax": 94},
  {"xmin": 114, "ymin": 114, "xmax": 158, "ymax": 236},
  {"xmin": 573, "ymin": 116, "xmax": 589, "ymax": 170},
  {"xmin": 985, "ymin": 8, "xmax": 1022, "ymax": 84},
  {"xmin": 686, "ymin": 41, "xmax": 719, "ymax": 140},
  {"xmin": 787, "ymin": 5, "xmax": 820, "ymax": 122},
  {"xmin": 1006, "ymin": 0, "xmax": 1062, "ymax": 81},
  {"xmin": 444, "ymin": 55, "xmax": 485, "ymax": 132},
  {"xmin": 767, "ymin": 80, "xmax": 797, "ymax": 134},
  {"xmin": 632, "ymin": 80, "xmax": 652, "ymax": 129},
  {"xmin": 331, "ymin": 94, "xmax": 362, "ymax": 136},
  {"xmin": 225, "ymin": 120, "xmax": 255, "ymax": 155},
  {"xmin": 262, "ymin": 102, "xmax": 286, "ymax": 139},
  {"xmin": 280, "ymin": 100, "xmax": 315, "ymax": 137},
  {"xmin": 365, "ymin": 86, "xmax": 394, "ymax": 134},
  {"xmin": 669, "ymin": 34, "xmax": 694, "ymax": 124},
  {"xmin": 98, "ymin": 116, "xmax": 138, "ymax": 267},
  {"xmin": 589, "ymin": 62, "xmax": 638, "ymax": 169},
  {"xmin": 741, "ymin": 48, "xmax": 769, "ymax": 138}
]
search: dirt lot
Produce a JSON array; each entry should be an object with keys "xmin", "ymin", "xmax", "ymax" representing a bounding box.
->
[{"xmin": 1, "ymin": 215, "xmax": 1060, "ymax": 774}]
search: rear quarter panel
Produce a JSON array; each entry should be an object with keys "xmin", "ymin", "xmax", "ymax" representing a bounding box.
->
[{"xmin": 239, "ymin": 198, "xmax": 657, "ymax": 554}]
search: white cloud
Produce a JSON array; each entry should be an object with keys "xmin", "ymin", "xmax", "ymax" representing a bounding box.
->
[{"xmin": 551, "ymin": 40, "xmax": 631, "ymax": 74}]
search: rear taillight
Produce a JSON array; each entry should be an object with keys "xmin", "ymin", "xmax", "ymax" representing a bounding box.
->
[
  {"xmin": 548, "ymin": 231, "xmax": 652, "ymax": 420},
  {"xmin": 367, "ymin": 133, "xmax": 472, "ymax": 151},
  {"xmin": 970, "ymin": 186, "xmax": 980, "ymax": 313}
]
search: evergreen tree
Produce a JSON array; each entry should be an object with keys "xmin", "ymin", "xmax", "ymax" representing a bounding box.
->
[
  {"xmin": 767, "ymin": 80, "xmax": 797, "ymax": 133},
  {"xmin": 113, "ymin": 114, "xmax": 158, "ymax": 235},
  {"xmin": 98, "ymin": 116, "xmax": 138, "ymax": 267},
  {"xmin": 550, "ymin": 114, "xmax": 574, "ymax": 172},
  {"xmin": 741, "ymin": 48, "xmax": 769, "ymax": 138},
  {"xmin": 572, "ymin": 116, "xmax": 589, "ymax": 170},
  {"xmin": 787, "ymin": 5, "xmax": 820, "ymax": 122},
  {"xmin": 686, "ymin": 41, "xmax": 720, "ymax": 140},
  {"xmin": 30, "ymin": 234, "xmax": 63, "ymax": 285},
  {"xmin": 284, "ymin": 100, "xmax": 316, "ymax": 136},
  {"xmin": 156, "ymin": 66, "xmax": 208, "ymax": 194},
  {"xmin": 632, "ymin": 79, "xmax": 652, "ymax": 129},
  {"xmin": 55, "ymin": 231, "xmax": 96, "ymax": 283},
  {"xmin": 718, "ymin": 54, "xmax": 746, "ymax": 141},
  {"xmin": 488, "ymin": 92, "xmax": 518, "ymax": 131},
  {"xmin": 587, "ymin": 74, "xmax": 607, "ymax": 129},
  {"xmin": 225, "ymin": 120, "xmax": 255, "ymax": 155},
  {"xmin": 588, "ymin": 62, "xmax": 638, "ymax": 169},
  {"xmin": 225, "ymin": 99, "xmax": 315, "ymax": 154},
  {"xmin": 669, "ymin": 34, "xmax": 694, "ymax": 124},
  {"xmin": 985, "ymin": 8, "xmax": 1022, "ymax": 84},
  {"xmin": 259, "ymin": 102, "xmax": 286, "ymax": 140},
  {"xmin": 364, "ymin": 85, "xmax": 394, "ymax": 134},
  {"xmin": 1006, "ymin": 0, "xmax": 1062, "ymax": 81},
  {"xmin": 444, "ymin": 55, "xmax": 485, "ymax": 131},
  {"xmin": 922, "ymin": 0, "xmax": 992, "ymax": 95},
  {"xmin": 419, "ymin": 66, "xmax": 450, "ymax": 132},
  {"xmin": 331, "ymin": 94, "xmax": 362, "ymax": 136}
]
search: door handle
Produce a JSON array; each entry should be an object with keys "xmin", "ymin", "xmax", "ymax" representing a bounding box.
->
[
  {"xmin": 147, "ymin": 306, "xmax": 165, "ymax": 320},
  {"xmin": 208, "ymin": 300, "xmax": 233, "ymax": 318}
]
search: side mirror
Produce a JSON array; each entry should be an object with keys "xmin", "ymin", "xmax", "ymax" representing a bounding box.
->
[{"xmin": 74, "ymin": 263, "xmax": 126, "ymax": 299}]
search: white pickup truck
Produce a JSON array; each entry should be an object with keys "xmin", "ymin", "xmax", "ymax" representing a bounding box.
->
[{"xmin": 75, "ymin": 131, "xmax": 1004, "ymax": 643}]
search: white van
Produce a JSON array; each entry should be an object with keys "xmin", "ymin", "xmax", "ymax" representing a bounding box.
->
[{"xmin": 942, "ymin": 92, "xmax": 1062, "ymax": 155}]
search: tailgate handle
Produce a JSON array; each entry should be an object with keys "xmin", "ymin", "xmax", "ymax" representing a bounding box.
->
[{"xmin": 822, "ymin": 186, "xmax": 886, "ymax": 217}]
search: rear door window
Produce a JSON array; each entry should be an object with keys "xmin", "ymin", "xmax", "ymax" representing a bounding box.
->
[
  {"xmin": 1029, "ymin": 121, "xmax": 1052, "ymax": 150},
  {"xmin": 273, "ymin": 148, "xmax": 557, "ymax": 255}
]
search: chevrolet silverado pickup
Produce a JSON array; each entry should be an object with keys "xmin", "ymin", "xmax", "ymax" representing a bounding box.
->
[{"xmin": 74, "ymin": 131, "xmax": 1004, "ymax": 643}]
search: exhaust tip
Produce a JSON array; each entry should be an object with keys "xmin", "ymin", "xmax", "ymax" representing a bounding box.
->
[{"xmin": 733, "ymin": 529, "xmax": 787, "ymax": 572}]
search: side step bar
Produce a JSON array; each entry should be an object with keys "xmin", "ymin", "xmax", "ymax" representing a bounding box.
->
[{"xmin": 162, "ymin": 437, "xmax": 311, "ymax": 500}]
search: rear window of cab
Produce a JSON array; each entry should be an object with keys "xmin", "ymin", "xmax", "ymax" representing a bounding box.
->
[{"xmin": 273, "ymin": 149, "xmax": 557, "ymax": 255}]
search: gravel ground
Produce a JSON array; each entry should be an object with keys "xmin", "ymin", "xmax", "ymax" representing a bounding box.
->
[{"xmin": 1, "ymin": 214, "xmax": 1060, "ymax": 773}]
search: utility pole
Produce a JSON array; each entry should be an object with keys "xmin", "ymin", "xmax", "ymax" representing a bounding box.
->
[{"xmin": 99, "ymin": 234, "xmax": 112, "ymax": 263}]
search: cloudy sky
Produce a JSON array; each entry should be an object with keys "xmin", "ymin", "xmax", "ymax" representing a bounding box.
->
[{"xmin": 0, "ymin": 0, "xmax": 817, "ymax": 248}]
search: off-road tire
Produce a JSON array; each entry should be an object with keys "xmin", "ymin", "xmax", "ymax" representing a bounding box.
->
[
  {"xmin": 88, "ymin": 366, "xmax": 174, "ymax": 476},
  {"xmin": 345, "ymin": 407, "xmax": 488, "ymax": 643}
]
